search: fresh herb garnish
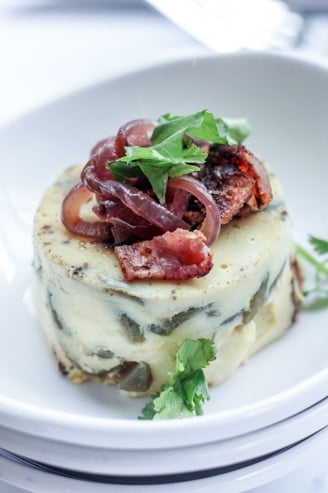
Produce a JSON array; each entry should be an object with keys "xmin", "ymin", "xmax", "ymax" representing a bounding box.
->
[
  {"xmin": 139, "ymin": 338, "xmax": 217, "ymax": 420},
  {"xmin": 108, "ymin": 110, "xmax": 251, "ymax": 204},
  {"xmin": 296, "ymin": 235, "xmax": 328, "ymax": 304}
]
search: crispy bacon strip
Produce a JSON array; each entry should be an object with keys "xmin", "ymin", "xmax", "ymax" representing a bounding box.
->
[
  {"xmin": 198, "ymin": 144, "xmax": 272, "ymax": 225},
  {"xmin": 208, "ymin": 145, "xmax": 272, "ymax": 210},
  {"xmin": 202, "ymin": 163, "xmax": 256, "ymax": 224},
  {"xmin": 114, "ymin": 229, "xmax": 213, "ymax": 281}
]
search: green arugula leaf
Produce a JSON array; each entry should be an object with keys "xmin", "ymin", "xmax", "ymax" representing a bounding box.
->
[
  {"xmin": 296, "ymin": 235, "xmax": 328, "ymax": 304},
  {"xmin": 108, "ymin": 110, "xmax": 251, "ymax": 203},
  {"xmin": 138, "ymin": 338, "xmax": 217, "ymax": 420}
]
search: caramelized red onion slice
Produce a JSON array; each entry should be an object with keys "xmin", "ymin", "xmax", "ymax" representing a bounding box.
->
[
  {"xmin": 115, "ymin": 118, "xmax": 156, "ymax": 155},
  {"xmin": 88, "ymin": 136, "xmax": 121, "ymax": 182},
  {"xmin": 168, "ymin": 175, "xmax": 221, "ymax": 245},
  {"xmin": 82, "ymin": 162, "xmax": 190, "ymax": 233},
  {"xmin": 93, "ymin": 199, "xmax": 161, "ymax": 241},
  {"xmin": 86, "ymin": 120, "xmax": 157, "ymax": 185},
  {"xmin": 61, "ymin": 182, "xmax": 113, "ymax": 241},
  {"xmin": 90, "ymin": 138, "xmax": 107, "ymax": 157}
]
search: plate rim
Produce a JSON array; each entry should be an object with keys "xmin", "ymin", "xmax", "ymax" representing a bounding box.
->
[{"xmin": 1, "ymin": 48, "xmax": 328, "ymax": 133}]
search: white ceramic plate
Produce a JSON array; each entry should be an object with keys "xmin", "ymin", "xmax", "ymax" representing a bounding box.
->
[
  {"xmin": 1, "ymin": 426, "xmax": 328, "ymax": 493},
  {"xmin": 1, "ymin": 395, "xmax": 328, "ymax": 476},
  {"xmin": 0, "ymin": 52, "xmax": 328, "ymax": 450}
]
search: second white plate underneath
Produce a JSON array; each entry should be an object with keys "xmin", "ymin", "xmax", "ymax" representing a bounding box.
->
[{"xmin": 1, "ymin": 426, "xmax": 328, "ymax": 493}]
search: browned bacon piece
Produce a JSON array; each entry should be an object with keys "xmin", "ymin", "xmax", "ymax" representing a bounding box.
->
[
  {"xmin": 220, "ymin": 145, "xmax": 273, "ymax": 209},
  {"xmin": 114, "ymin": 228, "xmax": 213, "ymax": 282},
  {"xmin": 198, "ymin": 144, "xmax": 273, "ymax": 224},
  {"xmin": 199, "ymin": 162, "xmax": 256, "ymax": 224}
]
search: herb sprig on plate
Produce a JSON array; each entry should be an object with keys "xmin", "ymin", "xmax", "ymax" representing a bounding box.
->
[
  {"xmin": 139, "ymin": 338, "xmax": 217, "ymax": 420},
  {"xmin": 296, "ymin": 235, "xmax": 328, "ymax": 306}
]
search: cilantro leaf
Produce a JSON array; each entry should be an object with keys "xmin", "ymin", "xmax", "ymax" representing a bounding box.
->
[
  {"xmin": 109, "ymin": 161, "xmax": 142, "ymax": 181},
  {"xmin": 175, "ymin": 337, "xmax": 216, "ymax": 373},
  {"xmin": 150, "ymin": 387, "xmax": 193, "ymax": 420},
  {"xmin": 108, "ymin": 110, "xmax": 251, "ymax": 203},
  {"xmin": 217, "ymin": 117, "xmax": 252, "ymax": 145},
  {"xmin": 296, "ymin": 235, "xmax": 328, "ymax": 305},
  {"xmin": 138, "ymin": 338, "xmax": 217, "ymax": 420},
  {"xmin": 152, "ymin": 110, "xmax": 226, "ymax": 147},
  {"xmin": 309, "ymin": 235, "xmax": 328, "ymax": 256},
  {"xmin": 156, "ymin": 112, "xmax": 251, "ymax": 145}
]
